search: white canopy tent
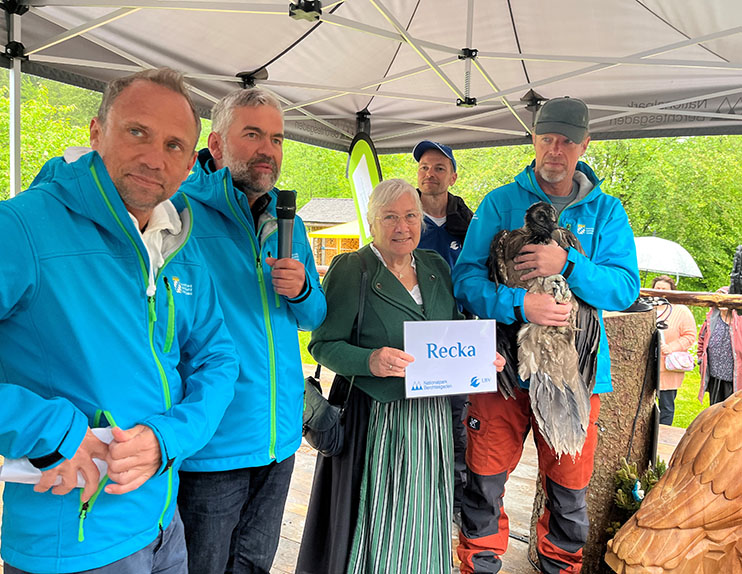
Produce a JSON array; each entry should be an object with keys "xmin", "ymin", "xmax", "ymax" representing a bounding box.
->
[{"xmin": 3, "ymin": 0, "xmax": 742, "ymax": 196}]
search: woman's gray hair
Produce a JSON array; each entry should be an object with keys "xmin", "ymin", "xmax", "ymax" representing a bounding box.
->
[
  {"xmin": 211, "ymin": 88, "xmax": 283, "ymax": 136},
  {"xmin": 97, "ymin": 67, "xmax": 201, "ymax": 145},
  {"xmin": 367, "ymin": 178, "xmax": 424, "ymax": 236}
]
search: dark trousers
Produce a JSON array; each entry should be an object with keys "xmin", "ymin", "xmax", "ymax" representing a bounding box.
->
[
  {"xmin": 5, "ymin": 511, "xmax": 187, "ymax": 574},
  {"xmin": 658, "ymin": 390, "xmax": 677, "ymax": 425},
  {"xmin": 450, "ymin": 394, "xmax": 469, "ymax": 514},
  {"xmin": 708, "ymin": 376, "xmax": 734, "ymax": 405},
  {"xmin": 178, "ymin": 456, "xmax": 295, "ymax": 574}
]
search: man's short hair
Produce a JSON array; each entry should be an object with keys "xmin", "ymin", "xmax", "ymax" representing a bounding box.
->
[
  {"xmin": 97, "ymin": 67, "xmax": 202, "ymax": 144},
  {"xmin": 211, "ymin": 88, "xmax": 283, "ymax": 137}
]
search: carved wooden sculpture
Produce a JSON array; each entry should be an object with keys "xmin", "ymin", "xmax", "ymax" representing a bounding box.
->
[{"xmin": 605, "ymin": 390, "xmax": 742, "ymax": 574}]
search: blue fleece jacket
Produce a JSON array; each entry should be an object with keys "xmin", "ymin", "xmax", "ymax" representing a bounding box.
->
[
  {"xmin": 452, "ymin": 161, "xmax": 640, "ymax": 393},
  {"xmin": 0, "ymin": 152, "xmax": 238, "ymax": 572},
  {"xmin": 174, "ymin": 150, "xmax": 326, "ymax": 471}
]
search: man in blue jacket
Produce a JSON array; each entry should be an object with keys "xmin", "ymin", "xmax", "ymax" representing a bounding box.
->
[
  {"xmin": 0, "ymin": 68, "xmax": 238, "ymax": 574},
  {"xmin": 413, "ymin": 139, "xmax": 474, "ymax": 523},
  {"xmin": 414, "ymin": 140, "xmax": 473, "ymax": 269},
  {"xmin": 175, "ymin": 88, "xmax": 327, "ymax": 574},
  {"xmin": 453, "ymin": 97, "xmax": 639, "ymax": 574}
]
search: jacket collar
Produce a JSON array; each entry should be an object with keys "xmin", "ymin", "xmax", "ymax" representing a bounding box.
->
[
  {"xmin": 517, "ymin": 160, "xmax": 604, "ymax": 205},
  {"xmin": 32, "ymin": 151, "xmax": 191, "ymax": 281},
  {"xmin": 359, "ymin": 244, "xmax": 442, "ymax": 320}
]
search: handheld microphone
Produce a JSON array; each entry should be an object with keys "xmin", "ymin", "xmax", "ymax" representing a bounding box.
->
[{"xmin": 276, "ymin": 190, "xmax": 296, "ymax": 260}]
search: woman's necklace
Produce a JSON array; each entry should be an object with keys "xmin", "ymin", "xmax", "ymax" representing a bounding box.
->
[{"xmin": 389, "ymin": 262, "xmax": 411, "ymax": 280}]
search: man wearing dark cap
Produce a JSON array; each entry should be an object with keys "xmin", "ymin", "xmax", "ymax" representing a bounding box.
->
[
  {"xmin": 413, "ymin": 140, "xmax": 473, "ymax": 268},
  {"xmin": 413, "ymin": 140, "xmax": 473, "ymax": 524},
  {"xmin": 452, "ymin": 97, "xmax": 639, "ymax": 573}
]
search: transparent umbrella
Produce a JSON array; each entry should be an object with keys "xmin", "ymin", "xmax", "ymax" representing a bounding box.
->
[{"xmin": 634, "ymin": 236, "xmax": 703, "ymax": 279}]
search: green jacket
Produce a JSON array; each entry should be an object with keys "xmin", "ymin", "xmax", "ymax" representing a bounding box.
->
[{"xmin": 309, "ymin": 244, "xmax": 462, "ymax": 402}]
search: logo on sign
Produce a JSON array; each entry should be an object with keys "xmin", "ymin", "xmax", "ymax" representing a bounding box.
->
[
  {"xmin": 411, "ymin": 383, "xmax": 423, "ymax": 392},
  {"xmin": 470, "ymin": 376, "xmax": 491, "ymax": 388}
]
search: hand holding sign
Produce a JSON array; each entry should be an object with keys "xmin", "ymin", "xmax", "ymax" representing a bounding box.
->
[
  {"xmin": 494, "ymin": 352, "xmax": 506, "ymax": 372},
  {"xmin": 369, "ymin": 346, "xmax": 415, "ymax": 378}
]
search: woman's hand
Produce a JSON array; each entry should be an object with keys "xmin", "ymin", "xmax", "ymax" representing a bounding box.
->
[
  {"xmin": 661, "ymin": 343, "xmax": 671, "ymax": 355},
  {"xmin": 369, "ymin": 347, "xmax": 415, "ymax": 378},
  {"xmin": 494, "ymin": 352, "xmax": 506, "ymax": 373}
]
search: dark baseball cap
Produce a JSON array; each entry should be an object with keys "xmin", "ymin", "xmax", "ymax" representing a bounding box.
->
[
  {"xmin": 534, "ymin": 97, "xmax": 589, "ymax": 143},
  {"xmin": 412, "ymin": 140, "xmax": 457, "ymax": 172}
]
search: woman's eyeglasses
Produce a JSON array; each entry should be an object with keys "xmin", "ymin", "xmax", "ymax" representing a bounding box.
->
[{"xmin": 377, "ymin": 212, "xmax": 421, "ymax": 227}]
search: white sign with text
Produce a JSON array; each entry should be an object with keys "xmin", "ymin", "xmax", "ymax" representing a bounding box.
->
[{"xmin": 404, "ymin": 319, "xmax": 497, "ymax": 398}]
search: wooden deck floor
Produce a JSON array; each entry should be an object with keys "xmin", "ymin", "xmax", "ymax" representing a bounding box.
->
[{"xmin": 0, "ymin": 401, "xmax": 685, "ymax": 574}]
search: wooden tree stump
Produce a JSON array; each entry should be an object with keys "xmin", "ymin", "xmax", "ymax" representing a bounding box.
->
[{"xmin": 528, "ymin": 309, "xmax": 657, "ymax": 573}]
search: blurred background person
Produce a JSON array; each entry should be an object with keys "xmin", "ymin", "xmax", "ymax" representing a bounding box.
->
[
  {"xmin": 653, "ymin": 275, "xmax": 697, "ymax": 424},
  {"xmin": 295, "ymin": 179, "xmax": 503, "ymax": 574},
  {"xmin": 698, "ymin": 286, "xmax": 742, "ymax": 405}
]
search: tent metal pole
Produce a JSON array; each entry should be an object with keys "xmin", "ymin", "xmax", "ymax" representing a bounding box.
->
[{"xmin": 9, "ymin": 12, "xmax": 22, "ymax": 198}]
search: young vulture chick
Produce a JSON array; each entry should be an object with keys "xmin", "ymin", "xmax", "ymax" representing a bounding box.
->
[
  {"xmin": 605, "ymin": 391, "xmax": 742, "ymax": 574},
  {"xmin": 486, "ymin": 201, "xmax": 600, "ymax": 458}
]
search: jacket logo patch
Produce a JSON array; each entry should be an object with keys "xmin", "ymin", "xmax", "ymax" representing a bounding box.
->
[
  {"xmin": 576, "ymin": 223, "xmax": 594, "ymax": 236},
  {"xmin": 172, "ymin": 276, "xmax": 193, "ymax": 296},
  {"xmin": 467, "ymin": 415, "xmax": 480, "ymax": 431},
  {"xmin": 450, "ymin": 241, "xmax": 461, "ymax": 251}
]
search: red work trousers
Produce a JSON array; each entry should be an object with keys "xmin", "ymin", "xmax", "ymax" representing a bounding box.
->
[{"xmin": 457, "ymin": 388, "xmax": 601, "ymax": 574}]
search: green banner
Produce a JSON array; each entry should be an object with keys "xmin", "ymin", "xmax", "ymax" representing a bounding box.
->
[{"xmin": 346, "ymin": 132, "xmax": 382, "ymax": 245}]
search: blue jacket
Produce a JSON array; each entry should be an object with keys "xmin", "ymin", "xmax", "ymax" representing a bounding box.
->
[
  {"xmin": 174, "ymin": 151, "xmax": 326, "ymax": 470},
  {"xmin": 418, "ymin": 192, "xmax": 473, "ymax": 269},
  {"xmin": 0, "ymin": 152, "xmax": 238, "ymax": 573},
  {"xmin": 452, "ymin": 161, "xmax": 640, "ymax": 393}
]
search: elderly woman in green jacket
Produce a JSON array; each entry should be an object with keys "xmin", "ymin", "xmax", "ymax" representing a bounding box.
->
[{"xmin": 296, "ymin": 179, "xmax": 505, "ymax": 574}]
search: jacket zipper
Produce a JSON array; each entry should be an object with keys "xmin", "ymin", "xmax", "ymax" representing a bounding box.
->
[
  {"xmin": 163, "ymin": 277, "xmax": 175, "ymax": 353},
  {"xmin": 223, "ymin": 179, "xmax": 279, "ymax": 460},
  {"xmin": 77, "ymin": 410, "xmax": 117, "ymax": 541},
  {"xmin": 91, "ymin": 164, "xmax": 190, "ymax": 532}
]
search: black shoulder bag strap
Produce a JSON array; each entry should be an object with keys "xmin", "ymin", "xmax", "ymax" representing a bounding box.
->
[
  {"xmin": 312, "ymin": 252, "xmax": 369, "ymax": 415},
  {"xmin": 339, "ymin": 252, "xmax": 368, "ymax": 418}
]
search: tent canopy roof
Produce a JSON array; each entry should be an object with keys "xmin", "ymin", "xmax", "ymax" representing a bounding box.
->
[{"xmin": 4, "ymin": 0, "xmax": 742, "ymax": 153}]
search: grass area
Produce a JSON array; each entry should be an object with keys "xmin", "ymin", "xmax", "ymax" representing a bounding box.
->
[
  {"xmin": 298, "ymin": 330, "xmax": 314, "ymax": 366},
  {"xmin": 671, "ymin": 369, "xmax": 709, "ymax": 428}
]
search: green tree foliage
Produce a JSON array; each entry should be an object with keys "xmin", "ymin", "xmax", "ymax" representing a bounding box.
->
[
  {"xmin": 584, "ymin": 137, "xmax": 742, "ymax": 298},
  {"xmin": 0, "ymin": 73, "xmax": 94, "ymax": 199},
  {"xmin": 277, "ymin": 141, "xmax": 350, "ymax": 209}
]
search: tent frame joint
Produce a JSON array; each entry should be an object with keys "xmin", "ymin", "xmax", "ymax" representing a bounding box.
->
[
  {"xmin": 458, "ymin": 47, "xmax": 478, "ymax": 60},
  {"xmin": 356, "ymin": 109, "xmax": 371, "ymax": 135},
  {"xmin": 1, "ymin": 1, "xmax": 29, "ymax": 16},
  {"xmin": 3, "ymin": 40, "xmax": 25, "ymax": 60},
  {"xmin": 289, "ymin": 0, "xmax": 321, "ymax": 22},
  {"xmin": 457, "ymin": 96, "xmax": 477, "ymax": 107}
]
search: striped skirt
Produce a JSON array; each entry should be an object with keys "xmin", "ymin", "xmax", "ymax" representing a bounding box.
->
[{"xmin": 347, "ymin": 396, "xmax": 453, "ymax": 574}]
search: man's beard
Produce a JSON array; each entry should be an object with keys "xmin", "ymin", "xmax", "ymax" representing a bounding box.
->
[
  {"xmin": 223, "ymin": 149, "xmax": 280, "ymax": 197},
  {"xmin": 538, "ymin": 163, "xmax": 567, "ymax": 184}
]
